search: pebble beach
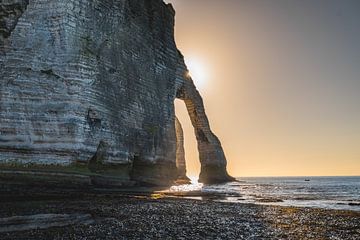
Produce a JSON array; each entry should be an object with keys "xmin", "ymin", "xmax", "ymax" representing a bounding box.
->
[{"xmin": 1, "ymin": 189, "xmax": 359, "ymax": 240}]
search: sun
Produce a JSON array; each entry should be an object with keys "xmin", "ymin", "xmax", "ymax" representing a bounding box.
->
[{"xmin": 185, "ymin": 57, "xmax": 209, "ymax": 88}]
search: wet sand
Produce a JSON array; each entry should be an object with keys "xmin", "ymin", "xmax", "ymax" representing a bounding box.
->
[{"xmin": 0, "ymin": 187, "xmax": 359, "ymax": 239}]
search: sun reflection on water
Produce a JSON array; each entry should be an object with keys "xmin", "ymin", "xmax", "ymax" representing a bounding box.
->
[{"xmin": 169, "ymin": 176, "xmax": 203, "ymax": 192}]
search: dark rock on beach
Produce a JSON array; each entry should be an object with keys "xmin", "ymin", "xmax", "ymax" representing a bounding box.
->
[{"xmin": 256, "ymin": 198, "xmax": 284, "ymax": 203}]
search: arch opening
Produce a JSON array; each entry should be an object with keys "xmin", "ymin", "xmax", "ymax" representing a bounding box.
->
[
  {"xmin": 175, "ymin": 99, "xmax": 199, "ymax": 184},
  {"xmin": 174, "ymin": 76, "xmax": 235, "ymax": 184}
]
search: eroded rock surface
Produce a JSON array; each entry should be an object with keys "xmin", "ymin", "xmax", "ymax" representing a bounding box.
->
[
  {"xmin": 0, "ymin": 0, "xmax": 29, "ymax": 53},
  {"xmin": 0, "ymin": 0, "xmax": 233, "ymax": 185}
]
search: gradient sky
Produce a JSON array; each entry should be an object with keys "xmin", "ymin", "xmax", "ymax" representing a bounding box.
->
[{"xmin": 165, "ymin": 0, "xmax": 360, "ymax": 177}]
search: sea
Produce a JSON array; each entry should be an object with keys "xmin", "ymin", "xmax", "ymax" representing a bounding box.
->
[{"xmin": 169, "ymin": 176, "xmax": 360, "ymax": 211}]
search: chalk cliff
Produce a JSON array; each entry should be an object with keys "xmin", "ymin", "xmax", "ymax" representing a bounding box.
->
[{"xmin": 0, "ymin": 0, "xmax": 234, "ymax": 186}]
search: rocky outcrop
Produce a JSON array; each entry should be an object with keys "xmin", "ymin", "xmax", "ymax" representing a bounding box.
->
[
  {"xmin": 0, "ymin": 214, "xmax": 94, "ymax": 233},
  {"xmin": 0, "ymin": 0, "xmax": 233, "ymax": 186}
]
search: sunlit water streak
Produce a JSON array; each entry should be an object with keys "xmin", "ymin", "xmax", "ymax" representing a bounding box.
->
[
  {"xmin": 169, "ymin": 176, "xmax": 203, "ymax": 192},
  {"xmin": 168, "ymin": 176, "xmax": 360, "ymax": 211}
]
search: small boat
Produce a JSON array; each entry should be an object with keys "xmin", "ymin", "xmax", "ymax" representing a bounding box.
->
[{"xmin": 304, "ymin": 179, "xmax": 310, "ymax": 182}]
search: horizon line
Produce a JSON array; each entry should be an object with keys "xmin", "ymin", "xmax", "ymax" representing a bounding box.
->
[{"xmin": 188, "ymin": 175, "xmax": 360, "ymax": 178}]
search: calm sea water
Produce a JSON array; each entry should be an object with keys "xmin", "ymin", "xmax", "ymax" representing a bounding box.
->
[{"xmin": 169, "ymin": 176, "xmax": 360, "ymax": 211}]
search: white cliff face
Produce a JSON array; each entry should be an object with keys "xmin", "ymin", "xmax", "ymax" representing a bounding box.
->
[{"xmin": 0, "ymin": 0, "xmax": 233, "ymax": 186}]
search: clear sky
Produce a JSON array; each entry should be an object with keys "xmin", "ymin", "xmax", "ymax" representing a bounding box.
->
[{"xmin": 165, "ymin": 0, "xmax": 360, "ymax": 177}]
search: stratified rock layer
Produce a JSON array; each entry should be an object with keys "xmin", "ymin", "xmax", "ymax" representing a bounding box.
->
[{"xmin": 0, "ymin": 0, "xmax": 233, "ymax": 185}]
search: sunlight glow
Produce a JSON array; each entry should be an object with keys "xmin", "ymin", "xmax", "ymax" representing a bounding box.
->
[{"xmin": 185, "ymin": 57, "xmax": 209, "ymax": 88}]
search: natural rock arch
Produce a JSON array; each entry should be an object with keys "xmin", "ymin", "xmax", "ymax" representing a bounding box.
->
[{"xmin": 174, "ymin": 60, "xmax": 235, "ymax": 184}]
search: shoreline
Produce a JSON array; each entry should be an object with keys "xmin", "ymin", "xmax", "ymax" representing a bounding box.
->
[{"xmin": 1, "ymin": 187, "xmax": 359, "ymax": 239}]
